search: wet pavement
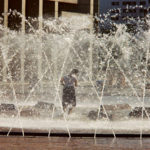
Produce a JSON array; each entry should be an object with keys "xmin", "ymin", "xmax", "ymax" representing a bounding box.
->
[{"xmin": 0, "ymin": 136, "xmax": 149, "ymax": 150}]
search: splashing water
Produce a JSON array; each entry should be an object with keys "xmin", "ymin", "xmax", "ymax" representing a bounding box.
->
[{"xmin": 0, "ymin": 10, "xmax": 150, "ymax": 139}]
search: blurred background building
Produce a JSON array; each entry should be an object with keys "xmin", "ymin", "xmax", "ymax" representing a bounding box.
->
[
  {"xmin": 1, "ymin": 0, "xmax": 150, "ymax": 30},
  {"xmin": 0, "ymin": 0, "xmax": 98, "ymax": 31},
  {"xmin": 99, "ymin": 0, "xmax": 150, "ymax": 22}
]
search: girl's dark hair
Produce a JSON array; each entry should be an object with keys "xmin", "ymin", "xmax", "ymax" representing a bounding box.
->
[{"xmin": 71, "ymin": 69, "xmax": 79, "ymax": 74}]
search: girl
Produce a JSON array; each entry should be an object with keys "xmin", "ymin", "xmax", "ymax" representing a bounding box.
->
[{"xmin": 60, "ymin": 69, "xmax": 79, "ymax": 114}]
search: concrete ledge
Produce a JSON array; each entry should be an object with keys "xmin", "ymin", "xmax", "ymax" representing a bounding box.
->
[{"xmin": 0, "ymin": 125, "xmax": 150, "ymax": 135}]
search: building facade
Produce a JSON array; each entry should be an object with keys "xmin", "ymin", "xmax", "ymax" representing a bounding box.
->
[
  {"xmin": 99, "ymin": 0, "xmax": 150, "ymax": 22},
  {"xmin": 0, "ymin": 0, "xmax": 98, "ymax": 31}
]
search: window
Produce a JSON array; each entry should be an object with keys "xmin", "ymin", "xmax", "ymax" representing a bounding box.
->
[
  {"xmin": 123, "ymin": 9, "xmax": 136, "ymax": 13},
  {"xmin": 140, "ymin": 1, "xmax": 146, "ymax": 5},
  {"xmin": 122, "ymin": 1, "xmax": 136, "ymax": 5},
  {"xmin": 123, "ymin": 9, "xmax": 128, "ymax": 13},
  {"xmin": 111, "ymin": 15, "xmax": 119, "ymax": 20},
  {"xmin": 122, "ymin": 16, "xmax": 136, "ymax": 20},
  {"xmin": 140, "ymin": 8, "xmax": 148, "ymax": 13},
  {"xmin": 132, "ymin": 1, "xmax": 136, "ymax": 5},
  {"xmin": 122, "ymin": 1, "xmax": 127, "ymax": 5},
  {"xmin": 140, "ymin": 16, "xmax": 145, "ymax": 19},
  {"xmin": 129, "ymin": 9, "xmax": 136, "ymax": 13},
  {"xmin": 122, "ymin": 16, "xmax": 127, "ymax": 20},
  {"xmin": 111, "ymin": 9, "xmax": 120, "ymax": 13},
  {"xmin": 112, "ymin": 2, "xmax": 119, "ymax": 5}
]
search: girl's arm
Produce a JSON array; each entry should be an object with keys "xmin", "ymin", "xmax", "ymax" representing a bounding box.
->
[
  {"xmin": 60, "ymin": 77, "xmax": 64, "ymax": 86},
  {"xmin": 75, "ymin": 79, "xmax": 77, "ymax": 87}
]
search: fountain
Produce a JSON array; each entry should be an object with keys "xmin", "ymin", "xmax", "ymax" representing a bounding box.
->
[{"xmin": 0, "ymin": 10, "xmax": 150, "ymax": 139}]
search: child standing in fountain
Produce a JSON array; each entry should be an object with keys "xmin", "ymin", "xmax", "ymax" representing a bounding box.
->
[{"xmin": 60, "ymin": 69, "xmax": 79, "ymax": 114}]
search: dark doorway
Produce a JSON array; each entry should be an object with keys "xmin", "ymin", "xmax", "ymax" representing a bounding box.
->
[
  {"xmin": 26, "ymin": 0, "xmax": 39, "ymax": 18},
  {"xmin": 8, "ymin": 0, "xmax": 22, "ymax": 31},
  {"xmin": 26, "ymin": 0, "xmax": 39, "ymax": 31},
  {"xmin": 43, "ymin": 0, "xmax": 54, "ymax": 19},
  {"xmin": 0, "ymin": 0, "xmax": 4, "ymax": 22}
]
